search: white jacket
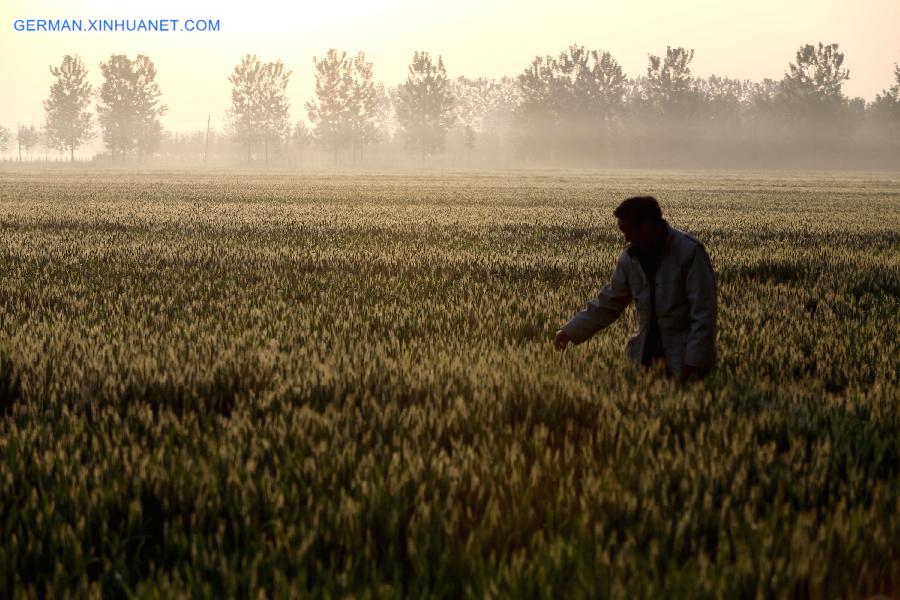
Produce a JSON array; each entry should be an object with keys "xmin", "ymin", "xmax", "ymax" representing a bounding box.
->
[{"xmin": 561, "ymin": 223, "xmax": 717, "ymax": 376}]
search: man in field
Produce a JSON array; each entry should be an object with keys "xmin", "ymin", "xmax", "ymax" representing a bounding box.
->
[{"xmin": 554, "ymin": 196, "xmax": 717, "ymax": 381}]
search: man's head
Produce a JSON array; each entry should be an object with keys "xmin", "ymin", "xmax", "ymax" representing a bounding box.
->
[{"xmin": 614, "ymin": 196, "xmax": 666, "ymax": 249}]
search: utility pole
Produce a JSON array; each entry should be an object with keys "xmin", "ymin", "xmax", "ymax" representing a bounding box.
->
[{"xmin": 204, "ymin": 114, "xmax": 211, "ymax": 164}]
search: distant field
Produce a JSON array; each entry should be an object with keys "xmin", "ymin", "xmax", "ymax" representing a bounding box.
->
[{"xmin": 0, "ymin": 168, "xmax": 897, "ymax": 597}]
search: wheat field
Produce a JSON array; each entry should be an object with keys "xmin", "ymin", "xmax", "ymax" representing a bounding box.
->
[{"xmin": 0, "ymin": 168, "xmax": 897, "ymax": 598}]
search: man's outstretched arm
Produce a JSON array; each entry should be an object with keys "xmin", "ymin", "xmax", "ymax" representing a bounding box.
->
[{"xmin": 556, "ymin": 251, "xmax": 632, "ymax": 348}]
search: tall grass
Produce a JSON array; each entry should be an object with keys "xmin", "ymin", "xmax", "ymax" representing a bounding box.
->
[{"xmin": 0, "ymin": 168, "xmax": 897, "ymax": 597}]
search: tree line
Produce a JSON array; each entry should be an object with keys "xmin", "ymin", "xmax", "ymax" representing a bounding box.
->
[{"xmin": 2, "ymin": 43, "xmax": 899, "ymax": 167}]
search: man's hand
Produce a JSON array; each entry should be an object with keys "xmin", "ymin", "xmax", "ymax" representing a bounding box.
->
[{"xmin": 554, "ymin": 329, "xmax": 572, "ymax": 351}]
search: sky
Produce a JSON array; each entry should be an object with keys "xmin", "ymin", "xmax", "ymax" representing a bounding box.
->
[{"xmin": 1, "ymin": 0, "xmax": 899, "ymax": 136}]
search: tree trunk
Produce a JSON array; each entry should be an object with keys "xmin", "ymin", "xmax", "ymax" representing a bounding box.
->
[
  {"xmin": 70, "ymin": 144, "xmax": 74, "ymax": 162},
  {"xmin": 265, "ymin": 137, "xmax": 269, "ymax": 164}
]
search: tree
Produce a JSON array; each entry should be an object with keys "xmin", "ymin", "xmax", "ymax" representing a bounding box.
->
[
  {"xmin": 780, "ymin": 42, "xmax": 850, "ymax": 115},
  {"xmin": 227, "ymin": 55, "xmax": 292, "ymax": 164},
  {"xmin": 306, "ymin": 49, "xmax": 385, "ymax": 164},
  {"xmin": 513, "ymin": 55, "xmax": 557, "ymax": 160},
  {"xmin": 43, "ymin": 55, "xmax": 94, "ymax": 161},
  {"xmin": 555, "ymin": 45, "xmax": 626, "ymax": 160},
  {"xmin": 41, "ymin": 124, "xmax": 65, "ymax": 160},
  {"xmin": 306, "ymin": 49, "xmax": 352, "ymax": 163},
  {"xmin": 644, "ymin": 47, "xmax": 699, "ymax": 116},
  {"xmin": 481, "ymin": 75, "xmax": 520, "ymax": 164},
  {"xmin": 226, "ymin": 54, "xmax": 263, "ymax": 162},
  {"xmin": 0, "ymin": 126, "xmax": 9, "ymax": 153},
  {"xmin": 694, "ymin": 75, "xmax": 751, "ymax": 161},
  {"xmin": 871, "ymin": 62, "xmax": 900, "ymax": 116},
  {"xmin": 347, "ymin": 52, "xmax": 386, "ymax": 164},
  {"xmin": 632, "ymin": 47, "xmax": 705, "ymax": 164},
  {"xmin": 452, "ymin": 76, "xmax": 498, "ymax": 136},
  {"xmin": 257, "ymin": 59, "xmax": 292, "ymax": 163},
  {"xmin": 776, "ymin": 42, "xmax": 852, "ymax": 163},
  {"xmin": 869, "ymin": 62, "xmax": 900, "ymax": 160},
  {"xmin": 452, "ymin": 76, "xmax": 519, "ymax": 160},
  {"xmin": 395, "ymin": 51, "xmax": 456, "ymax": 162},
  {"xmin": 695, "ymin": 75, "xmax": 748, "ymax": 120},
  {"xmin": 556, "ymin": 46, "xmax": 626, "ymax": 115},
  {"xmin": 17, "ymin": 124, "xmax": 40, "ymax": 160},
  {"xmin": 96, "ymin": 54, "xmax": 167, "ymax": 161},
  {"xmin": 515, "ymin": 45, "xmax": 625, "ymax": 162}
]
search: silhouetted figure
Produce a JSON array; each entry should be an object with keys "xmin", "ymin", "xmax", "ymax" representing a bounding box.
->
[{"xmin": 554, "ymin": 196, "xmax": 717, "ymax": 382}]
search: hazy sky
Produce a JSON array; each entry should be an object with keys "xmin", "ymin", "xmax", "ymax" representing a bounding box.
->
[{"xmin": 1, "ymin": 0, "xmax": 899, "ymax": 135}]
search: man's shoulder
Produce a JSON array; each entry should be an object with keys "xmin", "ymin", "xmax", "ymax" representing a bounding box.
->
[{"xmin": 669, "ymin": 226, "xmax": 706, "ymax": 251}]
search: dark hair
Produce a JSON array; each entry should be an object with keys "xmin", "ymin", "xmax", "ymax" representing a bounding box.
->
[{"xmin": 614, "ymin": 196, "xmax": 663, "ymax": 225}]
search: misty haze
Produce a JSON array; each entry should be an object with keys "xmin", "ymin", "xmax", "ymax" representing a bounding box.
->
[{"xmin": 2, "ymin": 41, "xmax": 900, "ymax": 169}]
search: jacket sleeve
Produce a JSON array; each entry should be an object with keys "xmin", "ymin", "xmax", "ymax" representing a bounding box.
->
[
  {"xmin": 561, "ymin": 251, "xmax": 632, "ymax": 345},
  {"xmin": 684, "ymin": 243, "xmax": 717, "ymax": 368}
]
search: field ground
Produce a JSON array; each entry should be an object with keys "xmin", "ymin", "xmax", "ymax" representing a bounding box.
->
[{"xmin": 0, "ymin": 168, "xmax": 898, "ymax": 597}]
